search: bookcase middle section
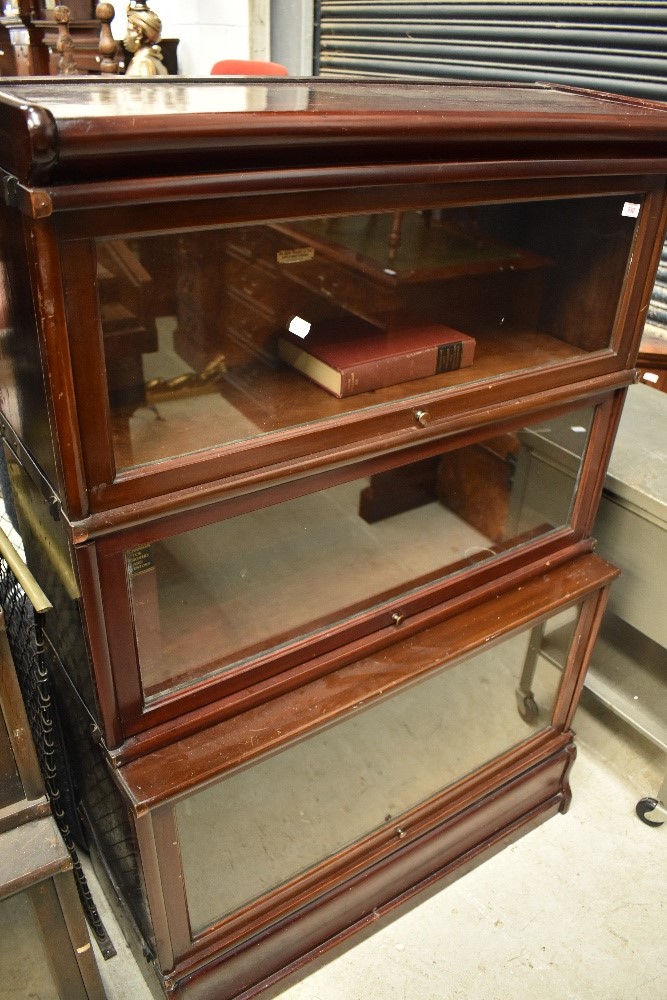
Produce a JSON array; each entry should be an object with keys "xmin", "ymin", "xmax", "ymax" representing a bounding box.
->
[{"xmin": 6, "ymin": 391, "xmax": 616, "ymax": 751}]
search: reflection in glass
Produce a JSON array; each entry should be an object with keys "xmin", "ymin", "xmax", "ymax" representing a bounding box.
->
[
  {"xmin": 97, "ymin": 195, "xmax": 637, "ymax": 470},
  {"xmin": 177, "ymin": 607, "xmax": 579, "ymax": 934},
  {"xmin": 128, "ymin": 408, "xmax": 593, "ymax": 700}
]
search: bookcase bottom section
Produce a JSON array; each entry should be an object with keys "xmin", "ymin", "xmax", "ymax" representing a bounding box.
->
[{"xmin": 110, "ymin": 742, "xmax": 575, "ymax": 1000}]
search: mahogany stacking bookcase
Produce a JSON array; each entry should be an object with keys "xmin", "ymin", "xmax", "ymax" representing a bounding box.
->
[{"xmin": 0, "ymin": 77, "xmax": 666, "ymax": 998}]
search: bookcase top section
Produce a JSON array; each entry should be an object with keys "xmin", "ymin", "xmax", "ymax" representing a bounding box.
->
[{"xmin": 2, "ymin": 77, "xmax": 667, "ymax": 186}]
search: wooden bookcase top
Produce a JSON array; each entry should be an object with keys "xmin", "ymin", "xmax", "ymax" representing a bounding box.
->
[{"xmin": 2, "ymin": 78, "xmax": 667, "ymax": 187}]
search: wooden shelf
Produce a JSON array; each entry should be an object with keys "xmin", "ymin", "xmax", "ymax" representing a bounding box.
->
[
  {"xmin": 122, "ymin": 552, "xmax": 617, "ymax": 809},
  {"xmin": 111, "ymin": 325, "xmax": 588, "ymax": 473}
]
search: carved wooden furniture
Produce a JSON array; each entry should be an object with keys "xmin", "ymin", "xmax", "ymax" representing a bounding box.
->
[
  {"xmin": 0, "ymin": 530, "xmax": 106, "ymax": 1000},
  {"xmin": 0, "ymin": 0, "xmax": 51, "ymax": 75},
  {"xmin": 0, "ymin": 77, "xmax": 666, "ymax": 998},
  {"xmin": 0, "ymin": 1, "xmax": 96, "ymax": 76},
  {"xmin": 0, "ymin": 1, "xmax": 177, "ymax": 77}
]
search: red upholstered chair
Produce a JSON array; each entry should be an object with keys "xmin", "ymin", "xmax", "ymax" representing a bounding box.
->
[{"xmin": 211, "ymin": 59, "xmax": 288, "ymax": 76}]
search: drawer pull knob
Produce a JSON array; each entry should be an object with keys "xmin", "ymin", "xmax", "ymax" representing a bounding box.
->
[
  {"xmin": 414, "ymin": 409, "xmax": 430, "ymax": 427},
  {"xmin": 391, "ymin": 612, "xmax": 405, "ymax": 626}
]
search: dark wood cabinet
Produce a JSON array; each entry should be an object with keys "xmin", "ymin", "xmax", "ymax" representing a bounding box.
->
[
  {"xmin": 637, "ymin": 332, "xmax": 667, "ymax": 391},
  {"xmin": 0, "ymin": 77, "xmax": 666, "ymax": 998}
]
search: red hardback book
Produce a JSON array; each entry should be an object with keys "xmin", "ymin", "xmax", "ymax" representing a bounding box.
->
[{"xmin": 279, "ymin": 315, "xmax": 476, "ymax": 397}]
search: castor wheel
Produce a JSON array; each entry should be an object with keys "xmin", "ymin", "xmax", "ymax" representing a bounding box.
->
[
  {"xmin": 636, "ymin": 797, "xmax": 665, "ymax": 828},
  {"xmin": 518, "ymin": 694, "xmax": 539, "ymax": 724}
]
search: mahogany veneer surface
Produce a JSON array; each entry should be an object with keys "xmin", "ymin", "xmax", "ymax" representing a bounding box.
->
[{"xmin": 0, "ymin": 77, "xmax": 665, "ymax": 1000}]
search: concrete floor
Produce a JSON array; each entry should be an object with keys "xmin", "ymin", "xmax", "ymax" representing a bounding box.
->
[{"xmin": 60, "ymin": 690, "xmax": 665, "ymax": 1000}]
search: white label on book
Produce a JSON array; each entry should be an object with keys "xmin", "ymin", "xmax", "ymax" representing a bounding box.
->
[
  {"xmin": 288, "ymin": 315, "xmax": 311, "ymax": 339},
  {"xmin": 622, "ymin": 202, "xmax": 640, "ymax": 218}
]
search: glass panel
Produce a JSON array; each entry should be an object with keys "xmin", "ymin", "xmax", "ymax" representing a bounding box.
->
[
  {"xmin": 99, "ymin": 194, "xmax": 638, "ymax": 471},
  {"xmin": 177, "ymin": 606, "xmax": 579, "ymax": 934},
  {"xmin": 129, "ymin": 406, "xmax": 593, "ymax": 701}
]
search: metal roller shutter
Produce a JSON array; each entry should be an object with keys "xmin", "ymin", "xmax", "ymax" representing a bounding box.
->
[
  {"xmin": 314, "ymin": 0, "xmax": 667, "ymax": 344},
  {"xmin": 314, "ymin": 2, "xmax": 667, "ymax": 97}
]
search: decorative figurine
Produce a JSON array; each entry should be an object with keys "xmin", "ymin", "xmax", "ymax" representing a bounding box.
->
[{"xmin": 123, "ymin": 1, "xmax": 167, "ymax": 76}]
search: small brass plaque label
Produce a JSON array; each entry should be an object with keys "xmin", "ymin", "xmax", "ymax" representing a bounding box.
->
[
  {"xmin": 128, "ymin": 544, "xmax": 154, "ymax": 575},
  {"xmin": 277, "ymin": 247, "xmax": 315, "ymax": 264}
]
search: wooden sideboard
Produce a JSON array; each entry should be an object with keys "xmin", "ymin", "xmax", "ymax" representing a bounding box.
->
[
  {"xmin": 637, "ymin": 332, "xmax": 667, "ymax": 391},
  {"xmin": 0, "ymin": 77, "xmax": 666, "ymax": 998}
]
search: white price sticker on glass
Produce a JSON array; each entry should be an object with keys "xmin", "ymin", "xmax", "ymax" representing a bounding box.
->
[{"xmin": 622, "ymin": 202, "xmax": 641, "ymax": 218}]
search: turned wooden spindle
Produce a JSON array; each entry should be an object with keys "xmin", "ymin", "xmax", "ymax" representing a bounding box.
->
[
  {"xmin": 54, "ymin": 5, "xmax": 79, "ymax": 76},
  {"xmin": 387, "ymin": 210, "xmax": 404, "ymax": 263},
  {"xmin": 96, "ymin": 3, "xmax": 119, "ymax": 75}
]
